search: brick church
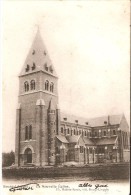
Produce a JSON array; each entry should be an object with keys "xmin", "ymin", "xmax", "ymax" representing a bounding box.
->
[{"xmin": 15, "ymin": 30, "xmax": 130, "ymax": 166}]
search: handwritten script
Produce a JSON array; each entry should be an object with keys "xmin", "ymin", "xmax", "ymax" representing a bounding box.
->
[
  {"xmin": 8, "ymin": 182, "xmax": 108, "ymax": 192},
  {"xmin": 79, "ymin": 183, "xmax": 108, "ymax": 190},
  {"xmin": 9, "ymin": 183, "xmax": 40, "ymax": 192}
]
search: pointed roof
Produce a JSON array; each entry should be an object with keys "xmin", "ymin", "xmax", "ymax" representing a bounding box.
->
[
  {"xmin": 48, "ymin": 98, "xmax": 55, "ymax": 110},
  {"xmin": 95, "ymin": 137, "xmax": 117, "ymax": 145},
  {"xmin": 83, "ymin": 137, "xmax": 94, "ymax": 145},
  {"xmin": 56, "ymin": 135, "xmax": 69, "ymax": 143},
  {"xmin": 66, "ymin": 135, "xmax": 81, "ymax": 143},
  {"xmin": 19, "ymin": 29, "xmax": 57, "ymax": 77}
]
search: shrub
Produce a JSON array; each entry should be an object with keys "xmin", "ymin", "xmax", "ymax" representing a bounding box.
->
[{"xmin": 2, "ymin": 151, "xmax": 15, "ymax": 167}]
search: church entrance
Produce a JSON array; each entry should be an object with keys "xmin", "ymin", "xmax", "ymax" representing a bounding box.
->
[{"xmin": 24, "ymin": 148, "xmax": 32, "ymax": 164}]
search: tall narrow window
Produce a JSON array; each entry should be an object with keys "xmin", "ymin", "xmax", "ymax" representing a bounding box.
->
[
  {"xmin": 29, "ymin": 125, "xmax": 32, "ymax": 139},
  {"xmin": 61, "ymin": 127, "xmax": 63, "ymax": 133},
  {"xmin": 104, "ymin": 130, "xmax": 106, "ymax": 136},
  {"xmin": 24, "ymin": 81, "xmax": 29, "ymax": 92},
  {"xmin": 50, "ymin": 82, "xmax": 54, "ymax": 93},
  {"xmin": 85, "ymin": 131, "xmax": 87, "ymax": 136},
  {"xmin": 45, "ymin": 80, "xmax": 49, "ymax": 91},
  {"xmin": 67, "ymin": 128, "xmax": 70, "ymax": 134},
  {"xmin": 80, "ymin": 146, "xmax": 84, "ymax": 153},
  {"xmin": 71, "ymin": 130, "xmax": 73, "ymax": 136},
  {"xmin": 74, "ymin": 129, "xmax": 76, "ymax": 135},
  {"xmin": 89, "ymin": 148, "xmax": 92, "ymax": 154},
  {"xmin": 25, "ymin": 126, "xmax": 28, "ymax": 140},
  {"xmin": 113, "ymin": 130, "xmax": 116, "ymax": 135},
  {"xmin": 30, "ymin": 80, "xmax": 35, "ymax": 90},
  {"xmin": 56, "ymin": 147, "xmax": 60, "ymax": 154}
]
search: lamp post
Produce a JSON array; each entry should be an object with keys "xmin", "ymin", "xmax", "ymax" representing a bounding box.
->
[
  {"xmin": 99, "ymin": 129, "xmax": 101, "ymax": 138},
  {"xmin": 75, "ymin": 144, "xmax": 80, "ymax": 163},
  {"xmin": 87, "ymin": 147, "xmax": 89, "ymax": 164},
  {"xmin": 105, "ymin": 146, "xmax": 107, "ymax": 163},
  {"xmin": 117, "ymin": 128, "xmax": 123, "ymax": 162},
  {"xmin": 108, "ymin": 129, "xmax": 110, "ymax": 137},
  {"xmin": 84, "ymin": 146, "xmax": 86, "ymax": 164},
  {"xmin": 113, "ymin": 146, "xmax": 117, "ymax": 163},
  {"xmin": 93, "ymin": 147, "xmax": 95, "ymax": 163},
  {"xmin": 60, "ymin": 144, "xmax": 65, "ymax": 165}
]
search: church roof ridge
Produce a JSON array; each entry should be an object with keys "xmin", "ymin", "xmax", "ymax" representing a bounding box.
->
[{"xmin": 60, "ymin": 112, "xmax": 123, "ymax": 127}]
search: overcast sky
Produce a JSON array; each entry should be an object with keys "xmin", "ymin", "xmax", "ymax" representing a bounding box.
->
[{"xmin": 2, "ymin": 1, "xmax": 130, "ymax": 152}]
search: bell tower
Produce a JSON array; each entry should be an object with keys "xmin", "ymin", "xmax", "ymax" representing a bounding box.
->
[{"xmin": 15, "ymin": 29, "xmax": 59, "ymax": 166}]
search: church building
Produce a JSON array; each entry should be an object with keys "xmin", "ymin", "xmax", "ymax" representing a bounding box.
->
[{"xmin": 15, "ymin": 30, "xmax": 130, "ymax": 166}]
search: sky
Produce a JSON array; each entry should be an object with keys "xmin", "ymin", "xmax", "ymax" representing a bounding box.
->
[{"xmin": 2, "ymin": 1, "xmax": 130, "ymax": 152}]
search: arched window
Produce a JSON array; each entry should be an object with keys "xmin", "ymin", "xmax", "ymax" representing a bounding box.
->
[
  {"xmin": 29, "ymin": 125, "xmax": 32, "ymax": 139},
  {"xmin": 32, "ymin": 62, "xmax": 36, "ymax": 70},
  {"xmin": 45, "ymin": 80, "xmax": 49, "ymax": 91},
  {"xmin": 71, "ymin": 130, "xmax": 73, "ymax": 136},
  {"xmin": 25, "ymin": 126, "xmax": 28, "ymax": 140},
  {"xmin": 30, "ymin": 80, "xmax": 35, "ymax": 90},
  {"xmin": 44, "ymin": 63, "xmax": 48, "ymax": 71},
  {"xmin": 25, "ymin": 125, "xmax": 32, "ymax": 140},
  {"xmin": 25, "ymin": 64, "xmax": 30, "ymax": 72},
  {"xmin": 50, "ymin": 82, "xmax": 54, "ymax": 93},
  {"xmin": 24, "ymin": 81, "xmax": 29, "ymax": 92}
]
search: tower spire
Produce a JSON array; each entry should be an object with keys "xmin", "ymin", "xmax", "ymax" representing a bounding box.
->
[{"xmin": 19, "ymin": 29, "xmax": 57, "ymax": 77}]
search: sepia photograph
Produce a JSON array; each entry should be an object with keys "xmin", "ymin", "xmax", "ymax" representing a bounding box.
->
[{"xmin": 1, "ymin": 1, "xmax": 130, "ymax": 195}]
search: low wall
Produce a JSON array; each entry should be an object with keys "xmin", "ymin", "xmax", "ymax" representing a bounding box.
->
[{"xmin": 2, "ymin": 163, "xmax": 129, "ymax": 180}]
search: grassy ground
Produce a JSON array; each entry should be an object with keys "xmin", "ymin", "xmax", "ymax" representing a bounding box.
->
[{"xmin": 2, "ymin": 162, "xmax": 129, "ymax": 180}]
